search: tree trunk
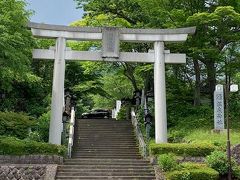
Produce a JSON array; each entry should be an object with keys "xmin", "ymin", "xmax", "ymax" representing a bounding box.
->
[
  {"xmin": 122, "ymin": 63, "xmax": 139, "ymax": 91},
  {"xmin": 193, "ymin": 59, "xmax": 201, "ymax": 106},
  {"xmin": 206, "ymin": 61, "xmax": 216, "ymax": 106}
]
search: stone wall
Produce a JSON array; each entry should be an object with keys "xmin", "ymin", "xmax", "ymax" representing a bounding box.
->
[
  {"xmin": 177, "ymin": 156, "xmax": 205, "ymax": 163},
  {"xmin": 0, "ymin": 155, "xmax": 62, "ymax": 180},
  {"xmin": 0, "ymin": 155, "xmax": 63, "ymax": 164},
  {"xmin": 232, "ymin": 144, "xmax": 240, "ymax": 165},
  {"xmin": 0, "ymin": 165, "xmax": 46, "ymax": 180},
  {"xmin": 149, "ymin": 155, "xmax": 205, "ymax": 164}
]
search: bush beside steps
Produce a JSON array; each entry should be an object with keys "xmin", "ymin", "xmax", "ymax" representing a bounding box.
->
[
  {"xmin": 0, "ymin": 136, "xmax": 66, "ymax": 156},
  {"xmin": 157, "ymin": 151, "xmax": 219, "ymax": 180},
  {"xmin": 150, "ymin": 142, "xmax": 216, "ymax": 156},
  {"xmin": 166, "ymin": 163, "xmax": 219, "ymax": 180}
]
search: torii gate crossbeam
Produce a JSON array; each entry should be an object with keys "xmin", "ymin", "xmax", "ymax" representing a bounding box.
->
[{"xmin": 29, "ymin": 22, "xmax": 195, "ymax": 145}]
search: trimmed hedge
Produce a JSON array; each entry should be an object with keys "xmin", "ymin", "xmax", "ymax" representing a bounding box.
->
[
  {"xmin": 166, "ymin": 168, "xmax": 219, "ymax": 180},
  {"xmin": 150, "ymin": 142, "xmax": 216, "ymax": 156},
  {"xmin": 166, "ymin": 163, "xmax": 219, "ymax": 180},
  {"xmin": 0, "ymin": 111, "xmax": 35, "ymax": 139},
  {"xmin": 0, "ymin": 136, "xmax": 66, "ymax": 156}
]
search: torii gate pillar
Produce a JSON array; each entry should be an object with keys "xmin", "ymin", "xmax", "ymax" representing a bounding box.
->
[
  {"xmin": 49, "ymin": 37, "xmax": 66, "ymax": 144},
  {"xmin": 154, "ymin": 42, "xmax": 167, "ymax": 143}
]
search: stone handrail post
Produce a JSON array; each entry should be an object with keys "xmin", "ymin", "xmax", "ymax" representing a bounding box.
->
[
  {"xmin": 68, "ymin": 107, "xmax": 75, "ymax": 158},
  {"xmin": 131, "ymin": 108, "xmax": 147, "ymax": 158}
]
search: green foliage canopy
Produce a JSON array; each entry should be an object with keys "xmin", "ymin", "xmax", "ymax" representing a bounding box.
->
[
  {"xmin": 0, "ymin": 111, "xmax": 35, "ymax": 139},
  {"xmin": 0, "ymin": 0, "xmax": 35, "ymax": 91}
]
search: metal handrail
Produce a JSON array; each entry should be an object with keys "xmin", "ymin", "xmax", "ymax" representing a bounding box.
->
[
  {"xmin": 67, "ymin": 107, "xmax": 75, "ymax": 158},
  {"xmin": 131, "ymin": 108, "xmax": 147, "ymax": 158}
]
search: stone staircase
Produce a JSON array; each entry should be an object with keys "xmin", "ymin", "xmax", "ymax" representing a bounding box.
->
[{"xmin": 55, "ymin": 119, "xmax": 156, "ymax": 179}]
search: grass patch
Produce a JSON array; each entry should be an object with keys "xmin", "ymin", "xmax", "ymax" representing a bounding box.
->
[{"xmin": 183, "ymin": 129, "xmax": 240, "ymax": 148}]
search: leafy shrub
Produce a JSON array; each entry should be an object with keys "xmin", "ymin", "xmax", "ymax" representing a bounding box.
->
[
  {"xmin": 26, "ymin": 131, "xmax": 41, "ymax": 142},
  {"xmin": 150, "ymin": 142, "xmax": 216, "ymax": 156},
  {"xmin": 158, "ymin": 153, "xmax": 179, "ymax": 171},
  {"xmin": 206, "ymin": 150, "xmax": 240, "ymax": 178},
  {"xmin": 166, "ymin": 163, "xmax": 219, "ymax": 180},
  {"xmin": 36, "ymin": 111, "xmax": 51, "ymax": 142},
  {"xmin": 116, "ymin": 106, "xmax": 127, "ymax": 121},
  {"xmin": 0, "ymin": 136, "xmax": 66, "ymax": 156},
  {"xmin": 166, "ymin": 167, "xmax": 219, "ymax": 180},
  {"xmin": 206, "ymin": 150, "xmax": 228, "ymax": 175},
  {"xmin": 232, "ymin": 163, "xmax": 240, "ymax": 179},
  {"xmin": 168, "ymin": 130, "xmax": 187, "ymax": 143},
  {"xmin": 0, "ymin": 111, "xmax": 35, "ymax": 139},
  {"xmin": 168, "ymin": 104, "xmax": 213, "ymax": 129}
]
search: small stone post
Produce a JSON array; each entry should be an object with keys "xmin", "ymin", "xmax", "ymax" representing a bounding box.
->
[{"xmin": 214, "ymin": 84, "xmax": 225, "ymax": 130}]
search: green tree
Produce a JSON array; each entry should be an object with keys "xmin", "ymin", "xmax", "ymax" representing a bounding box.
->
[
  {"xmin": 187, "ymin": 6, "xmax": 240, "ymax": 104},
  {"xmin": 0, "ymin": 0, "xmax": 35, "ymax": 92}
]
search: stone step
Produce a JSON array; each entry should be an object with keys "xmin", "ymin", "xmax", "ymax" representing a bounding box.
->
[
  {"xmin": 75, "ymin": 139, "xmax": 136, "ymax": 141},
  {"xmin": 73, "ymin": 144, "xmax": 137, "ymax": 147},
  {"xmin": 56, "ymin": 175, "xmax": 156, "ymax": 180},
  {"xmin": 71, "ymin": 155, "xmax": 142, "ymax": 159},
  {"xmin": 72, "ymin": 153, "xmax": 140, "ymax": 156},
  {"xmin": 76, "ymin": 127, "xmax": 132, "ymax": 129},
  {"xmin": 76, "ymin": 119, "xmax": 131, "ymax": 122},
  {"xmin": 73, "ymin": 145, "xmax": 137, "ymax": 147},
  {"xmin": 77, "ymin": 124, "xmax": 131, "ymax": 125},
  {"xmin": 77, "ymin": 124, "xmax": 133, "ymax": 127},
  {"xmin": 76, "ymin": 126, "xmax": 133, "ymax": 128},
  {"xmin": 73, "ymin": 147, "xmax": 139, "ymax": 150},
  {"xmin": 71, "ymin": 151, "xmax": 140, "ymax": 154},
  {"xmin": 76, "ymin": 124, "xmax": 132, "ymax": 127},
  {"xmin": 57, "ymin": 167, "xmax": 154, "ymax": 171},
  {"xmin": 76, "ymin": 127, "xmax": 133, "ymax": 129},
  {"xmin": 74, "ymin": 145, "xmax": 137, "ymax": 148},
  {"xmin": 74, "ymin": 141, "xmax": 136, "ymax": 143},
  {"xmin": 74, "ymin": 140, "xmax": 136, "ymax": 142},
  {"xmin": 58, "ymin": 167, "xmax": 153, "ymax": 171},
  {"xmin": 74, "ymin": 141, "xmax": 136, "ymax": 144},
  {"xmin": 72, "ymin": 154, "xmax": 140, "ymax": 157},
  {"xmin": 73, "ymin": 146, "xmax": 137, "ymax": 148},
  {"xmin": 64, "ymin": 158, "xmax": 149, "ymax": 162},
  {"xmin": 56, "ymin": 171, "xmax": 155, "ymax": 176},
  {"xmin": 72, "ymin": 147, "xmax": 138, "ymax": 150},
  {"xmin": 76, "ymin": 135, "xmax": 135, "ymax": 137},
  {"xmin": 63, "ymin": 162, "xmax": 150, "ymax": 165},
  {"xmin": 75, "ymin": 132, "xmax": 134, "ymax": 134},
  {"xmin": 58, "ymin": 165, "xmax": 153, "ymax": 170},
  {"xmin": 73, "ymin": 143, "xmax": 137, "ymax": 146},
  {"xmin": 72, "ymin": 150, "xmax": 139, "ymax": 154},
  {"xmin": 75, "ymin": 138, "xmax": 136, "ymax": 140},
  {"xmin": 72, "ymin": 150, "xmax": 140, "ymax": 153},
  {"xmin": 71, "ymin": 155, "xmax": 141, "ymax": 157},
  {"xmin": 76, "ymin": 128, "xmax": 133, "ymax": 129},
  {"xmin": 75, "ymin": 135, "xmax": 135, "ymax": 138}
]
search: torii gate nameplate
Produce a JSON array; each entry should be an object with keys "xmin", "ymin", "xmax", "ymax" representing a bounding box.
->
[{"xmin": 102, "ymin": 27, "xmax": 120, "ymax": 59}]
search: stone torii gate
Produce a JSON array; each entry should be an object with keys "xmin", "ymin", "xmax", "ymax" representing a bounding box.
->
[{"xmin": 29, "ymin": 22, "xmax": 195, "ymax": 145}]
